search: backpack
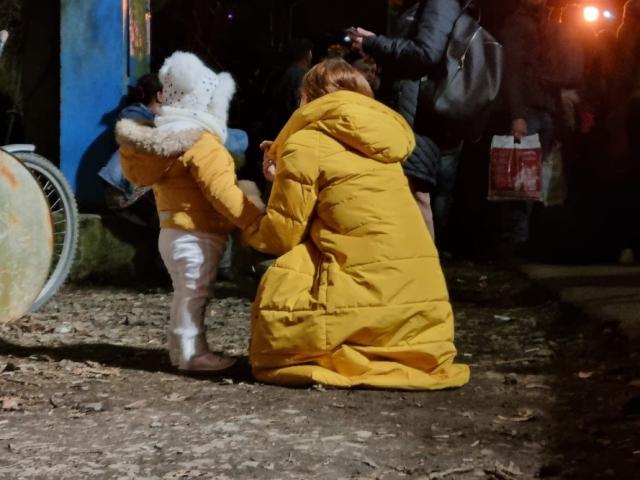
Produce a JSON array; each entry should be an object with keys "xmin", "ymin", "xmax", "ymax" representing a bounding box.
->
[{"xmin": 419, "ymin": 1, "xmax": 503, "ymax": 140}]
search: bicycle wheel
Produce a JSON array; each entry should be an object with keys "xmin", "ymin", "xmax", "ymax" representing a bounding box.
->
[{"xmin": 14, "ymin": 152, "xmax": 79, "ymax": 311}]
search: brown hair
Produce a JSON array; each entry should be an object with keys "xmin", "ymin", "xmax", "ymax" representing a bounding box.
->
[{"xmin": 301, "ymin": 59, "xmax": 374, "ymax": 103}]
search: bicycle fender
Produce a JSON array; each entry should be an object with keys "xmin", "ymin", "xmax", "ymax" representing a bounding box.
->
[{"xmin": 2, "ymin": 144, "xmax": 36, "ymax": 153}]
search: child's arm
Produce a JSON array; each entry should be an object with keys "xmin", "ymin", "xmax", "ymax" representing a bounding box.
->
[
  {"xmin": 242, "ymin": 131, "xmax": 320, "ymax": 256},
  {"xmin": 183, "ymin": 134, "xmax": 264, "ymax": 230}
]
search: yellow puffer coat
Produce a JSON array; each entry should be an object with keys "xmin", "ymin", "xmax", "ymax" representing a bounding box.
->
[
  {"xmin": 244, "ymin": 91, "xmax": 470, "ymax": 390},
  {"xmin": 116, "ymin": 119, "xmax": 262, "ymax": 234}
]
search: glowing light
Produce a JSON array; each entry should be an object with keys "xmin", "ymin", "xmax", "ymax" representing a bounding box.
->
[
  {"xmin": 603, "ymin": 10, "xmax": 615, "ymax": 20},
  {"xmin": 583, "ymin": 6, "xmax": 600, "ymax": 22}
]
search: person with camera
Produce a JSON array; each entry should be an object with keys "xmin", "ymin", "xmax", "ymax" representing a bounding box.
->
[{"xmin": 349, "ymin": 0, "xmax": 463, "ymax": 243}]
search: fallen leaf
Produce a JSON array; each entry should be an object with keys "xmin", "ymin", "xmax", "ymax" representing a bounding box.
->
[
  {"xmin": 1, "ymin": 397, "xmax": 23, "ymax": 411},
  {"xmin": 77, "ymin": 402, "xmax": 105, "ymax": 413},
  {"xmin": 578, "ymin": 371, "xmax": 594, "ymax": 379},
  {"xmin": 162, "ymin": 393, "xmax": 189, "ymax": 402},
  {"xmin": 428, "ymin": 466, "xmax": 474, "ymax": 479},
  {"xmin": 486, "ymin": 460, "xmax": 522, "ymax": 479},
  {"xmin": 496, "ymin": 409, "xmax": 536, "ymax": 423},
  {"xmin": 124, "ymin": 400, "xmax": 147, "ymax": 410}
]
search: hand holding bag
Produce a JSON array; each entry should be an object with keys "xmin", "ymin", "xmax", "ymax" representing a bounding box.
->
[{"xmin": 488, "ymin": 134, "xmax": 543, "ymax": 201}]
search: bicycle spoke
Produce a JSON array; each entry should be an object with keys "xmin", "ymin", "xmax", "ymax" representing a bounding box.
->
[{"xmin": 49, "ymin": 198, "xmax": 62, "ymax": 210}]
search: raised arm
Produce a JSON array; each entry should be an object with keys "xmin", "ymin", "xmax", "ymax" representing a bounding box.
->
[
  {"xmin": 243, "ymin": 132, "xmax": 320, "ymax": 256},
  {"xmin": 362, "ymin": 0, "xmax": 461, "ymax": 79},
  {"xmin": 183, "ymin": 135, "xmax": 263, "ymax": 230}
]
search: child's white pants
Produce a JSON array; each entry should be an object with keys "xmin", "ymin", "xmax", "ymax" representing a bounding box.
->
[{"xmin": 158, "ymin": 228, "xmax": 227, "ymax": 365}]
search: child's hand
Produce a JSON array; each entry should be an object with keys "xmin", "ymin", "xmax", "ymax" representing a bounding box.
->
[{"xmin": 263, "ymin": 158, "xmax": 276, "ymax": 183}]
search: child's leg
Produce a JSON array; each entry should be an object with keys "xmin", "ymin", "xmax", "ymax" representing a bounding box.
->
[{"xmin": 159, "ymin": 228, "xmax": 227, "ymax": 366}]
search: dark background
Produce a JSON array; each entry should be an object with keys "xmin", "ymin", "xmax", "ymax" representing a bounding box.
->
[{"xmin": 0, "ymin": 0, "xmax": 632, "ymax": 262}]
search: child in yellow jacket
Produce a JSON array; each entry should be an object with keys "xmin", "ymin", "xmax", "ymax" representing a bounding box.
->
[{"xmin": 116, "ymin": 52, "xmax": 264, "ymax": 372}]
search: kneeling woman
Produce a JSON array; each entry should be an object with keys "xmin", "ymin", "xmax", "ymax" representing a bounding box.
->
[{"xmin": 243, "ymin": 60, "xmax": 469, "ymax": 390}]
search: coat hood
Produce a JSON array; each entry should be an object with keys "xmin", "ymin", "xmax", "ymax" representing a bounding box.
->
[
  {"xmin": 115, "ymin": 119, "xmax": 204, "ymax": 186},
  {"xmin": 115, "ymin": 118, "xmax": 203, "ymax": 158},
  {"xmin": 271, "ymin": 90, "xmax": 415, "ymax": 164}
]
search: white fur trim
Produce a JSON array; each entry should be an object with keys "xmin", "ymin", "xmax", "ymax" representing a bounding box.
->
[
  {"xmin": 115, "ymin": 119, "xmax": 203, "ymax": 157},
  {"xmin": 208, "ymin": 72, "xmax": 236, "ymax": 126}
]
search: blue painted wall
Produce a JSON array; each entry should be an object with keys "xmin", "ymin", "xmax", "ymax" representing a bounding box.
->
[{"xmin": 60, "ymin": 0, "xmax": 129, "ymax": 210}]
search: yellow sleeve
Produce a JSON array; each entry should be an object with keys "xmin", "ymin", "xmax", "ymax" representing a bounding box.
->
[
  {"xmin": 183, "ymin": 134, "xmax": 263, "ymax": 230},
  {"xmin": 119, "ymin": 147, "xmax": 172, "ymax": 187},
  {"xmin": 243, "ymin": 132, "xmax": 319, "ymax": 255}
]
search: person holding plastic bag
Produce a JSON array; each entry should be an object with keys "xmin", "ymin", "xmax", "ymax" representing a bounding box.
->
[{"xmin": 497, "ymin": 0, "xmax": 560, "ymax": 254}]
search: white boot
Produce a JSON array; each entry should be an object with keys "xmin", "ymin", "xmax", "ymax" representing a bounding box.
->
[{"xmin": 159, "ymin": 228, "xmax": 233, "ymax": 372}]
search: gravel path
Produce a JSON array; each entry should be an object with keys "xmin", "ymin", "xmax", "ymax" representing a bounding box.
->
[{"xmin": 1, "ymin": 264, "xmax": 638, "ymax": 479}]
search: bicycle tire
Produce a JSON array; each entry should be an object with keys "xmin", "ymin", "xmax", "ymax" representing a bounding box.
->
[{"xmin": 14, "ymin": 152, "xmax": 79, "ymax": 311}]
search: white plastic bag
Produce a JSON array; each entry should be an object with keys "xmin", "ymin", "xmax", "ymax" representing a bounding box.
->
[{"xmin": 489, "ymin": 134, "xmax": 543, "ymax": 201}]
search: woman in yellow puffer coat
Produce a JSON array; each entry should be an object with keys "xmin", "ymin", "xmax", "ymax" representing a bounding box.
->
[
  {"xmin": 243, "ymin": 59, "xmax": 470, "ymax": 390},
  {"xmin": 117, "ymin": 52, "xmax": 264, "ymax": 372}
]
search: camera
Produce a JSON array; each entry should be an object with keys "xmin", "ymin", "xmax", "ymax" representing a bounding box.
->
[{"xmin": 342, "ymin": 27, "xmax": 357, "ymax": 45}]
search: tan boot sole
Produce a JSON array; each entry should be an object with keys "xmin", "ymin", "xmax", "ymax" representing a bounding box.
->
[{"xmin": 178, "ymin": 355, "xmax": 237, "ymax": 372}]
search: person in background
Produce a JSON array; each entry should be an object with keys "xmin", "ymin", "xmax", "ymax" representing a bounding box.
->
[
  {"xmin": 351, "ymin": 56, "xmax": 381, "ymax": 92},
  {"xmin": 267, "ymin": 38, "xmax": 313, "ymax": 139},
  {"xmin": 609, "ymin": 0, "xmax": 640, "ymax": 263},
  {"xmin": 350, "ymin": 0, "xmax": 463, "ymax": 243},
  {"xmin": 243, "ymin": 59, "xmax": 469, "ymax": 390},
  {"xmin": 497, "ymin": 0, "xmax": 560, "ymax": 256},
  {"xmin": 99, "ymin": 74, "xmax": 162, "ymax": 227},
  {"xmin": 116, "ymin": 52, "xmax": 264, "ymax": 372}
]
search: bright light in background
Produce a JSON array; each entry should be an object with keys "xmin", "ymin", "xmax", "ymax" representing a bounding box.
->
[
  {"xmin": 583, "ymin": 6, "xmax": 600, "ymax": 22},
  {"xmin": 603, "ymin": 10, "xmax": 615, "ymax": 20}
]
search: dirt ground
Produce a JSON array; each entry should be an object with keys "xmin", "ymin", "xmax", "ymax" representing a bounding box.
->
[{"xmin": 1, "ymin": 262, "xmax": 639, "ymax": 480}]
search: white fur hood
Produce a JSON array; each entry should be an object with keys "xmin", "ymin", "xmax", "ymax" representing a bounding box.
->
[{"xmin": 115, "ymin": 118, "xmax": 204, "ymax": 157}]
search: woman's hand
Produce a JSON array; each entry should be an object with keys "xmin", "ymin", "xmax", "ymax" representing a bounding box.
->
[
  {"xmin": 511, "ymin": 118, "xmax": 528, "ymax": 140},
  {"xmin": 351, "ymin": 27, "xmax": 376, "ymax": 51},
  {"xmin": 260, "ymin": 140, "xmax": 276, "ymax": 183}
]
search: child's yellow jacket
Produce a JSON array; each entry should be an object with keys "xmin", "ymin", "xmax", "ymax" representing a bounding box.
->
[{"xmin": 116, "ymin": 119, "xmax": 262, "ymax": 234}]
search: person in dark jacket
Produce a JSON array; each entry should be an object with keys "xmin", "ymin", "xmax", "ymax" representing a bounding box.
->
[
  {"xmin": 98, "ymin": 74, "xmax": 163, "ymax": 227},
  {"xmin": 350, "ymin": 0, "xmax": 462, "ymax": 241},
  {"xmin": 501, "ymin": 0, "xmax": 557, "ymax": 149},
  {"xmin": 497, "ymin": 0, "xmax": 560, "ymax": 252},
  {"xmin": 267, "ymin": 39, "xmax": 313, "ymax": 138},
  {"xmin": 609, "ymin": 0, "xmax": 640, "ymax": 263}
]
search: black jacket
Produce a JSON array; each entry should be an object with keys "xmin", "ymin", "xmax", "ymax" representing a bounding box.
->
[
  {"xmin": 499, "ymin": 5, "xmax": 559, "ymax": 121},
  {"xmin": 363, "ymin": 0, "xmax": 461, "ymax": 119},
  {"xmin": 362, "ymin": 0, "xmax": 462, "ymax": 187},
  {"xmin": 614, "ymin": 0, "xmax": 640, "ymax": 99}
]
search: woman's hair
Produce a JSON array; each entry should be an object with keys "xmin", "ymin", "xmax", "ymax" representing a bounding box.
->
[
  {"xmin": 127, "ymin": 73, "xmax": 162, "ymax": 105},
  {"xmin": 301, "ymin": 59, "xmax": 374, "ymax": 103}
]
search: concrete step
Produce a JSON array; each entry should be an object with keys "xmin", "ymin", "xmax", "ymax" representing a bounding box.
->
[
  {"xmin": 69, "ymin": 214, "xmax": 166, "ymax": 285},
  {"xmin": 522, "ymin": 264, "xmax": 640, "ymax": 340}
]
